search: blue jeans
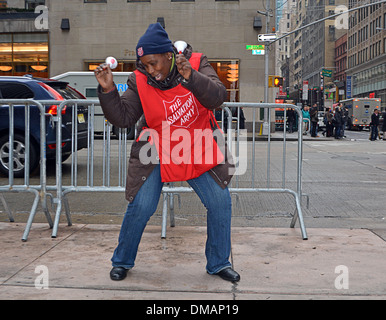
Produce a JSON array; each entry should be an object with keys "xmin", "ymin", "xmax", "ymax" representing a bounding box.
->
[
  {"xmin": 370, "ymin": 125, "xmax": 378, "ymax": 141},
  {"xmin": 111, "ymin": 165, "xmax": 232, "ymax": 274},
  {"xmin": 335, "ymin": 124, "xmax": 341, "ymax": 138}
]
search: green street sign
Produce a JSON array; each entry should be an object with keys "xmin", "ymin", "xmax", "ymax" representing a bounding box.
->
[
  {"xmin": 246, "ymin": 45, "xmax": 265, "ymax": 50},
  {"xmin": 322, "ymin": 69, "xmax": 332, "ymax": 77}
]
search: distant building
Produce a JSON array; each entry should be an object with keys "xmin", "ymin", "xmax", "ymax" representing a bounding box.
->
[
  {"xmin": 334, "ymin": 33, "xmax": 347, "ymax": 101},
  {"xmin": 301, "ymin": 0, "xmax": 348, "ymax": 107},
  {"xmin": 346, "ymin": 0, "xmax": 386, "ymax": 109}
]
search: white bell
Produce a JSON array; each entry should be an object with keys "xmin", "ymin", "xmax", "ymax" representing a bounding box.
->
[
  {"xmin": 174, "ymin": 41, "xmax": 187, "ymax": 54},
  {"xmin": 105, "ymin": 56, "xmax": 118, "ymax": 69}
]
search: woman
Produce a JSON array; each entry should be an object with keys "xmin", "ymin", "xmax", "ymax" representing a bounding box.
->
[
  {"xmin": 302, "ymin": 106, "xmax": 310, "ymax": 135},
  {"xmin": 95, "ymin": 23, "xmax": 239, "ymax": 282}
]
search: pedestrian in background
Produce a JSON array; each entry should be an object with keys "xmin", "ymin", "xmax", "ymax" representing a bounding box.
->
[
  {"xmin": 334, "ymin": 105, "xmax": 342, "ymax": 139},
  {"xmin": 382, "ymin": 110, "xmax": 386, "ymax": 140},
  {"xmin": 341, "ymin": 105, "xmax": 348, "ymax": 138},
  {"xmin": 324, "ymin": 108, "xmax": 334, "ymax": 137},
  {"xmin": 370, "ymin": 108, "xmax": 380, "ymax": 141},
  {"xmin": 309, "ymin": 103, "xmax": 319, "ymax": 137},
  {"xmin": 302, "ymin": 106, "xmax": 310, "ymax": 135},
  {"xmin": 287, "ymin": 108, "xmax": 295, "ymax": 133}
]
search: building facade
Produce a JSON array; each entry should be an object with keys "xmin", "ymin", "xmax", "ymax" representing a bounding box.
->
[
  {"xmin": 1, "ymin": 0, "xmax": 284, "ymax": 128},
  {"xmin": 288, "ymin": 0, "xmax": 305, "ymax": 99},
  {"xmin": 347, "ymin": 0, "xmax": 386, "ymax": 109},
  {"xmin": 1, "ymin": 0, "xmax": 281, "ymax": 103},
  {"xmin": 300, "ymin": 0, "xmax": 347, "ymax": 108},
  {"xmin": 334, "ymin": 33, "xmax": 347, "ymax": 102}
]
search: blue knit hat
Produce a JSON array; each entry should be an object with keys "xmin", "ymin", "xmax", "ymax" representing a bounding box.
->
[{"xmin": 136, "ymin": 23, "xmax": 174, "ymax": 59}]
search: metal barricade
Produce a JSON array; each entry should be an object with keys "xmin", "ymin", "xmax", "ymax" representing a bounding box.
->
[
  {"xmin": 162, "ymin": 103, "xmax": 308, "ymax": 240},
  {"xmin": 1, "ymin": 99, "xmax": 307, "ymax": 241},
  {"xmin": 0, "ymin": 99, "xmax": 53, "ymax": 241},
  {"xmin": 50, "ymin": 100, "xmax": 128, "ymax": 238}
]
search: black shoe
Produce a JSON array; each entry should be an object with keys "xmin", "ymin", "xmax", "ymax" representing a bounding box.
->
[
  {"xmin": 110, "ymin": 267, "xmax": 128, "ymax": 281},
  {"xmin": 212, "ymin": 267, "xmax": 240, "ymax": 282}
]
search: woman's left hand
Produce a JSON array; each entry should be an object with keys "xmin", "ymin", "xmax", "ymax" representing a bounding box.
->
[{"xmin": 176, "ymin": 54, "xmax": 192, "ymax": 81}]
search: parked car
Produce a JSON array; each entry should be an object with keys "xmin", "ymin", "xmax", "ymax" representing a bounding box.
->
[{"xmin": 0, "ymin": 75, "xmax": 89, "ymax": 177}]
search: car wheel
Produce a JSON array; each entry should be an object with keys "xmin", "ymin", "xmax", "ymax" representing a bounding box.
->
[{"xmin": 0, "ymin": 133, "xmax": 39, "ymax": 178}]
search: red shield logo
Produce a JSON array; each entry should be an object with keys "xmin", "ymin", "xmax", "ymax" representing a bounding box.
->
[
  {"xmin": 137, "ymin": 47, "xmax": 144, "ymax": 57},
  {"xmin": 163, "ymin": 92, "xmax": 199, "ymax": 128}
]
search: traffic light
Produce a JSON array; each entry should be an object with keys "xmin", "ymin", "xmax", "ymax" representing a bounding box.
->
[
  {"xmin": 273, "ymin": 76, "xmax": 283, "ymax": 87},
  {"xmin": 268, "ymin": 75, "xmax": 283, "ymax": 87}
]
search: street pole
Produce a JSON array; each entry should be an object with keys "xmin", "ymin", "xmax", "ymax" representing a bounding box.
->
[{"xmin": 262, "ymin": 0, "xmax": 270, "ymax": 135}]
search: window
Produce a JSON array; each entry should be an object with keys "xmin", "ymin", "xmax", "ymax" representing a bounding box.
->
[
  {"xmin": 209, "ymin": 60, "xmax": 239, "ymax": 102},
  {"xmin": 384, "ymin": 38, "xmax": 386, "ymax": 55},
  {"xmin": 384, "ymin": 13, "xmax": 386, "ymax": 28},
  {"xmin": 49, "ymin": 84, "xmax": 85, "ymax": 100},
  {"xmin": 84, "ymin": 0, "xmax": 107, "ymax": 3},
  {"xmin": 85, "ymin": 88, "xmax": 98, "ymax": 98},
  {"xmin": 0, "ymin": 33, "xmax": 49, "ymax": 77},
  {"xmin": 0, "ymin": 82, "xmax": 34, "ymax": 99}
]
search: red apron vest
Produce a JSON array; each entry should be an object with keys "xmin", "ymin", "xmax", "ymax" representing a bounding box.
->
[{"xmin": 135, "ymin": 53, "xmax": 224, "ymax": 182}]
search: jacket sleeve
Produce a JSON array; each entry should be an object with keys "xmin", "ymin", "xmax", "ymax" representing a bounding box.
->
[
  {"xmin": 181, "ymin": 54, "xmax": 227, "ymax": 110},
  {"xmin": 97, "ymin": 73, "xmax": 143, "ymax": 129}
]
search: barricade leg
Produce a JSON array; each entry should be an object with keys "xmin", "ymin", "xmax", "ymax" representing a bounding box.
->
[
  {"xmin": 41, "ymin": 205, "xmax": 53, "ymax": 229},
  {"xmin": 0, "ymin": 188, "xmax": 52, "ymax": 241},
  {"xmin": 63, "ymin": 196, "xmax": 72, "ymax": 227},
  {"xmin": 39, "ymin": 190, "xmax": 53, "ymax": 229},
  {"xmin": 169, "ymin": 192, "xmax": 175, "ymax": 228},
  {"xmin": 51, "ymin": 198, "xmax": 72, "ymax": 238},
  {"xmin": 161, "ymin": 192, "xmax": 168, "ymax": 239},
  {"xmin": 162, "ymin": 190, "xmax": 182, "ymax": 237},
  {"xmin": 289, "ymin": 192, "xmax": 308, "ymax": 240},
  {"xmin": 41, "ymin": 192, "xmax": 54, "ymax": 228},
  {"xmin": 21, "ymin": 189, "xmax": 42, "ymax": 241},
  {"xmin": 0, "ymin": 193, "xmax": 14, "ymax": 222},
  {"xmin": 51, "ymin": 202, "xmax": 62, "ymax": 238}
]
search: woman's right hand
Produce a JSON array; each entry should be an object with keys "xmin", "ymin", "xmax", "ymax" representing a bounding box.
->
[{"xmin": 94, "ymin": 63, "xmax": 115, "ymax": 92}]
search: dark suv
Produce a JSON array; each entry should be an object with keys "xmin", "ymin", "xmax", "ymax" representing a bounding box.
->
[{"xmin": 0, "ymin": 75, "xmax": 88, "ymax": 177}]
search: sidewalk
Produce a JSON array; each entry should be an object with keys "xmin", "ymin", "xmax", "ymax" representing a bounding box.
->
[{"xmin": 1, "ymin": 221, "xmax": 385, "ymax": 300}]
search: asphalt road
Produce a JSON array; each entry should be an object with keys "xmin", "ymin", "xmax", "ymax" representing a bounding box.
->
[{"xmin": 1, "ymin": 129, "xmax": 385, "ymax": 235}]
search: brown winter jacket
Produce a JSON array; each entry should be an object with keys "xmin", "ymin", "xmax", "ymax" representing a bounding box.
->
[{"xmin": 98, "ymin": 45, "xmax": 234, "ymax": 202}]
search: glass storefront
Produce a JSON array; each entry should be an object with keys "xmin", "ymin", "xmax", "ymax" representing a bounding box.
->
[
  {"xmin": 210, "ymin": 60, "xmax": 240, "ymax": 102},
  {"xmin": 0, "ymin": 32, "xmax": 49, "ymax": 77}
]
